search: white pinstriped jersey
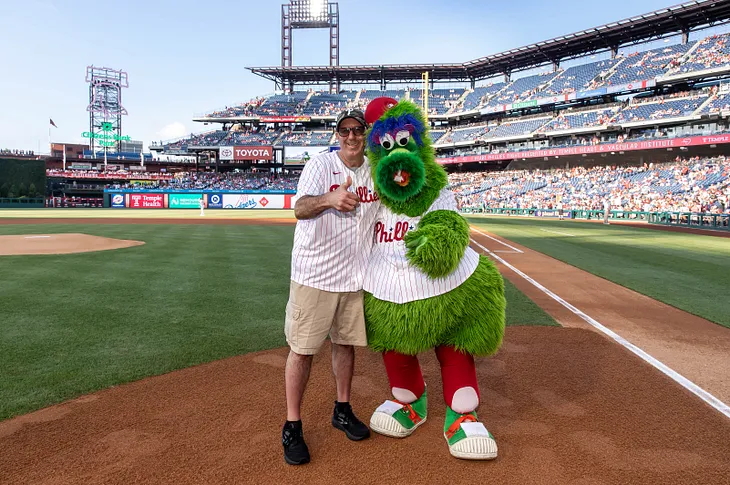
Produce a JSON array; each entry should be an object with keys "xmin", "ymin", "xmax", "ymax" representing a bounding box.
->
[
  {"xmin": 291, "ymin": 151, "xmax": 380, "ymax": 292},
  {"xmin": 363, "ymin": 188, "xmax": 479, "ymax": 304}
]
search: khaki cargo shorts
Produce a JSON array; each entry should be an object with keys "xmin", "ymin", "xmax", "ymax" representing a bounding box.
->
[{"xmin": 284, "ymin": 280, "xmax": 367, "ymax": 355}]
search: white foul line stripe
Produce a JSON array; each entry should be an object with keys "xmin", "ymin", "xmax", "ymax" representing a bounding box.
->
[
  {"xmin": 470, "ymin": 237, "xmax": 730, "ymax": 421},
  {"xmin": 540, "ymin": 229, "xmax": 575, "ymax": 237},
  {"xmin": 470, "ymin": 227, "xmax": 523, "ymax": 253},
  {"xmin": 25, "ymin": 236, "xmax": 51, "ymax": 239}
]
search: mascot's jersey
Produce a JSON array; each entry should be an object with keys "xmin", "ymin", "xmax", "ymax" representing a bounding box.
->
[
  {"xmin": 291, "ymin": 151, "xmax": 380, "ymax": 292},
  {"xmin": 363, "ymin": 188, "xmax": 479, "ymax": 304}
]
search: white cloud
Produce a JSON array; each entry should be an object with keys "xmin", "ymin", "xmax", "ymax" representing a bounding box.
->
[{"xmin": 157, "ymin": 121, "xmax": 187, "ymax": 141}]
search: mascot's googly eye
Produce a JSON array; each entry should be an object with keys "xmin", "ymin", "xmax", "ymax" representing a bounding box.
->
[
  {"xmin": 395, "ymin": 130, "xmax": 410, "ymax": 147},
  {"xmin": 380, "ymin": 133, "xmax": 395, "ymax": 150}
]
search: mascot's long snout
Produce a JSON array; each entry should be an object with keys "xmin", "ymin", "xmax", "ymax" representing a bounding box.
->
[{"xmin": 375, "ymin": 149, "xmax": 425, "ymax": 200}]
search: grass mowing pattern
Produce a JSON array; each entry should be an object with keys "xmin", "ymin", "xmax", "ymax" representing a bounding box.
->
[
  {"xmin": 0, "ymin": 223, "xmax": 555, "ymax": 420},
  {"xmin": 468, "ymin": 216, "xmax": 730, "ymax": 329}
]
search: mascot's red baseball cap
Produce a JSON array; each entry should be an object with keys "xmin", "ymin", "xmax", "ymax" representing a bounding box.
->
[{"xmin": 364, "ymin": 97, "xmax": 398, "ymax": 125}]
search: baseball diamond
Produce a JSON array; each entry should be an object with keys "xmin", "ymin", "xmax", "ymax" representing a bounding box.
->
[{"xmin": 2, "ymin": 0, "xmax": 730, "ymax": 483}]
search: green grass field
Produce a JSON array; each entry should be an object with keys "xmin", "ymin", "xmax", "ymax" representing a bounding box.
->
[
  {"xmin": 0, "ymin": 221, "xmax": 555, "ymax": 420},
  {"xmin": 468, "ymin": 215, "xmax": 730, "ymax": 329}
]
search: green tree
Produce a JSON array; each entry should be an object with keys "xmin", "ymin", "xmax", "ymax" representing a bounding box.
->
[
  {"xmin": 0, "ymin": 183, "xmax": 8, "ymax": 198},
  {"xmin": 28, "ymin": 183, "xmax": 38, "ymax": 198},
  {"xmin": 18, "ymin": 182, "xmax": 27, "ymax": 197},
  {"xmin": 8, "ymin": 184, "xmax": 18, "ymax": 198}
]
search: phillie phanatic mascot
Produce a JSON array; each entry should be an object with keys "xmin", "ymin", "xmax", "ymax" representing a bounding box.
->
[{"xmin": 361, "ymin": 97, "xmax": 506, "ymax": 460}]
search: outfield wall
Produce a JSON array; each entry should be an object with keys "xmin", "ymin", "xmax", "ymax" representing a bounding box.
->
[{"xmin": 104, "ymin": 190, "xmax": 298, "ymax": 209}]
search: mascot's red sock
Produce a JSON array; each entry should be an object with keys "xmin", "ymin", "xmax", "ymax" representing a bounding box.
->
[
  {"xmin": 383, "ymin": 351, "xmax": 425, "ymax": 403},
  {"xmin": 436, "ymin": 345, "xmax": 480, "ymax": 414}
]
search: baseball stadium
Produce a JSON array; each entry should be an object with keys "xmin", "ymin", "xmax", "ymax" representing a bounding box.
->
[{"xmin": 2, "ymin": 0, "xmax": 730, "ymax": 483}]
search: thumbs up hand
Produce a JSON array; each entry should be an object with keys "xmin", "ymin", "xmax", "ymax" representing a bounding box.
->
[{"xmin": 328, "ymin": 175, "xmax": 360, "ymax": 212}]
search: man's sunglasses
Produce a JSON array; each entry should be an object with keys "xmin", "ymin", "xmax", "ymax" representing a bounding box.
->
[{"xmin": 337, "ymin": 126, "xmax": 366, "ymax": 137}]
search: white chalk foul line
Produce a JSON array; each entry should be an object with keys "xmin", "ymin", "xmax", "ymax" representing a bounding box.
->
[
  {"xmin": 540, "ymin": 229, "xmax": 575, "ymax": 237},
  {"xmin": 470, "ymin": 237, "xmax": 730, "ymax": 421},
  {"xmin": 24, "ymin": 236, "xmax": 51, "ymax": 239},
  {"xmin": 470, "ymin": 227, "xmax": 523, "ymax": 253}
]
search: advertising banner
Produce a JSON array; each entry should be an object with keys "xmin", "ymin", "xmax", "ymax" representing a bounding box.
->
[
  {"xmin": 259, "ymin": 116, "xmax": 311, "ymax": 123},
  {"xmin": 111, "ymin": 193, "xmax": 125, "ymax": 208},
  {"xmin": 169, "ymin": 193, "xmax": 204, "ymax": 209},
  {"xmin": 69, "ymin": 163, "xmax": 92, "ymax": 170},
  {"xmin": 534, "ymin": 209, "xmax": 573, "ymax": 218},
  {"xmin": 233, "ymin": 146, "xmax": 273, "ymax": 161},
  {"xmin": 576, "ymin": 88, "xmax": 607, "ymax": 99},
  {"xmin": 219, "ymin": 146, "xmax": 234, "ymax": 160},
  {"xmin": 481, "ymin": 104, "xmax": 507, "ymax": 115},
  {"xmin": 606, "ymin": 79, "xmax": 655, "ymax": 95},
  {"xmin": 535, "ymin": 93, "xmax": 576, "ymax": 106},
  {"xmin": 284, "ymin": 146, "xmax": 330, "ymax": 165},
  {"xmin": 436, "ymin": 134, "xmax": 730, "ymax": 164},
  {"xmin": 510, "ymin": 100, "xmax": 538, "ymax": 110},
  {"xmin": 207, "ymin": 193, "xmax": 223, "ymax": 209},
  {"xmin": 221, "ymin": 193, "xmax": 295, "ymax": 209},
  {"xmin": 127, "ymin": 193, "xmax": 165, "ymax": 209}
]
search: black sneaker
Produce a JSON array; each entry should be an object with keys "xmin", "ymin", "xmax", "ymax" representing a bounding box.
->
[
  {"xmin": 332, "ymin": 401, "xmax": 371, "ymax": 441},
  {"xmin": 282, "ymin": 421, "xmax": 310, "ymax": 465}
]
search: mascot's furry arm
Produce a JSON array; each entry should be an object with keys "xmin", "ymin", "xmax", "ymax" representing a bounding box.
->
[{"xmin": 404, "ymin": 210, "xmax": 470, "ymax": 278}]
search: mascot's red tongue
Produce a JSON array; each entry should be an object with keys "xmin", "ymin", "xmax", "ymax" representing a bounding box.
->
[
  {"xmin": 364, "ymin": 96, "xmax": 398, "ymax": 125},
  {"xmin": 394, "ymin": 169, "xmax": 411, "ymax": 186}
]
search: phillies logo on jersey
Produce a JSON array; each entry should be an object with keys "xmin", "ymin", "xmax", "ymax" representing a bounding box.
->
[
  {"xmin": 329, "ymin": 184, "xmax": 380, "ymax": 203},
  {"xmin": 374, "ymin": 221, "xmax": 414, "ymax": 243}
]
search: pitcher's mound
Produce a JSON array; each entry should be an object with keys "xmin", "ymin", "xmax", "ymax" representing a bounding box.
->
[{"xmin": 0, "ymin": 233, "xmax": 144, "ymax": 255}]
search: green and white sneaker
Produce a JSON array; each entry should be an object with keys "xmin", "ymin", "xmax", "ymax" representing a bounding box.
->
[
  {"xmin": 370, "ymin": 389, "xmax": 428, "ymax": 438},
  {"xmin": 443, "ymin": 406, "xmax": 498, "ymax": 460}
]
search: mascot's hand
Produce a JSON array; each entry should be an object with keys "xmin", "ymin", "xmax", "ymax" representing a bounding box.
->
[
  {"xmin": 404, "ymin": 225, "xmax": 458, "ymax": 278},
  {"xmin": 404, "ymin": 232, "xmax": 427, "ymax": 252}
]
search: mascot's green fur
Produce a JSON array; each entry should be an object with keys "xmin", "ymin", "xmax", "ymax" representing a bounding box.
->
[
  {"xmin": 361, "ymin": 97, "xmax": 506, "ymax": 461},
  {"xmin": 363, "ymin": 99, "xmax": 506, "ymax": 357}
]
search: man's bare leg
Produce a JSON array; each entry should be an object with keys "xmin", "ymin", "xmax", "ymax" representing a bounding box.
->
[
  {"xmin": 285, "ymin": 350, "xmax": 314, "ymax": 421},
  {"xmin": 331, "ymin": 342, "xmax": 354, "ymax": 403}
]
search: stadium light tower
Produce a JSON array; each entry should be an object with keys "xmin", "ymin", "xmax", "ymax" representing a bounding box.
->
[{"xmin": 281, "ymin": 0, "xmax": 340, "ymax": 92}]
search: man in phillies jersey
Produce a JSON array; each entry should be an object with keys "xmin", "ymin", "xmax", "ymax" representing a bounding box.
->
[{"xmin": 282, "ymin": 108, "xmax": 381, "ymax": 465}]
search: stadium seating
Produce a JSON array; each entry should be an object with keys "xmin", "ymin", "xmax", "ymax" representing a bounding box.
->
[
  {"xmin": 276, "ymin": 131, "xmax": 333, "ymax": 146},
  {"xmin": 538, "ymin": 107, "xmax": 618, "ymax": 133},
  {"xmin": 459, "ymin": 83, "xmax": 508, "ymax": 112},
  {"xmin": 667, "ymin": 33, "xmax": 730, "ymax": 75},
  {"xmin": 613, "ymin": 92, "xmax": 708, "ymax": 123},
  {"xmin": 409, "ymin": 88, "xmax": 466, "ymax": 115},
  {"xmin": 486, "ymin": 72, "xmax": 554, "ymax": 106},
  {"xmin": 303, "ymin": 92, "xmax": 357, "ymax": 116},
  {"xmin": 107, "ymin": 171, "xmax": 298, "ymax": 192},
  {"xmin": 608, "ymin": 43, "xmax": 695, "ymax": 85},
  {"xmin": 450, "ymin": 156, "xmax": 730, "ymax": 213},
  {"xmin": 541, "ymin": 59, "xmax": 620, "ymax": 95}
]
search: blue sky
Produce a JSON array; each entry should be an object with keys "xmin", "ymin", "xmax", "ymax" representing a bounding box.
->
[{"xmin": 0, "ymin": 0, "xmax": 686, "ymax": 152}]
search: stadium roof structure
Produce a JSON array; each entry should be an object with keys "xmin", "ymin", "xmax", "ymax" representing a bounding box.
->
[{"xmin": 248, "ymin": 0, "xmax": 730, "ymax": 88}]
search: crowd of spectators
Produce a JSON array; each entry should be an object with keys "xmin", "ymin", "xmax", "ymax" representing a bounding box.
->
[
  {"xmin": 451, "ymin": 156, "xmax": 730, "ymax": 214},
  {"xmin": 107, "ymin": 171, "xmax": 299, "ymax": 192},
  {"xmin": 47, "ymin": 169, "xmax": 173, "ymax": 180}
]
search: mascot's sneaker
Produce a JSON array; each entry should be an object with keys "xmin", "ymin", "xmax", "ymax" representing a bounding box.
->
[
  {"xmin": 443, "ymin": 406, "xmax": 498, "ymax": 460},
  {"xmin": 370, "ymin": 389, "xmax": 428, "ymax": 438}
]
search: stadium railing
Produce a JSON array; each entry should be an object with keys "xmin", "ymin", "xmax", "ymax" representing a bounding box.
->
[
  {"xmin": 0, "ymin": 197, "xmax": 45, "ymax": 208},
  {"xmin": 649, "ymin": 212, "xmax": 730, "ymax": 231},
  {"xmin": 461, "ymin": 207, "xmax": 729, "ymax": 231},
  {"xmin": 461, "ymin": 207, "xmax": 651, "ymax": 221}
]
